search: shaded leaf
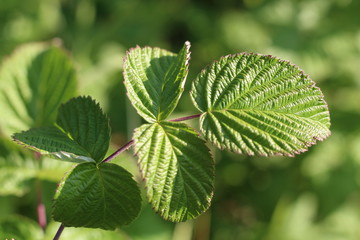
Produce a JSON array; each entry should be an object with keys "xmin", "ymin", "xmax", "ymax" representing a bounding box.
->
[
  {"xmin": 134, "ymin": 121, "xmax": 214, "ymax": 222},
  {"xmin": 13, "ymin": 96, "xmax": 110, "ymax": 163},
  {"xmin": 191, "ymin": 53, "xmax": 331, "ymax": 156},
  {"xmin": 53, "ymin": 162, "xmax": 141, "ymax": 230},
  {"xmin": 0, "ymin": 138, "xmax": 36, "ymax": 196},
  {"xmin": 45, "ymin": 222, "xmax": 128, "ymax": 240},
  {"xmin": 124, "ymin": 42, "xmax": 190, "ymax": 122},
  {"xmin": 0, "ymin": 43, "xmax": 77, "ymax": 136},
  {"xmin": 0, "ymin": 215, "xmax": 44, "ymax": 240}
]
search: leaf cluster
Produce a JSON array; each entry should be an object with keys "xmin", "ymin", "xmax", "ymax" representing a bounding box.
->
[{"xmin": 10, "ymin": 41, "xmax": 330, "ymax": 231}]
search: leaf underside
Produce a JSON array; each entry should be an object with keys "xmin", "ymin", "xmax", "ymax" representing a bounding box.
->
[
  {"xmin": 134, "ymin": 121, "xmax": 214, "ymax": 222},
  {"xmin": 191, "ymin": 53, "xmax": 331, "ymax": 156},
  {"xmin": 53, "ymin": 162, "xmax": 141, "ymax": 230},
  {"xmin": 13, "ymin": 96, "xmax": 110, "ymax": 163},
  {"xmin": 123, "ymin": 41, "xmax": 190, "ymax": 122}
]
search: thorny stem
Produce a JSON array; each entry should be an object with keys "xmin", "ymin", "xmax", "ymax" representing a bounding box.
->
[
  {"xmin": 53, "ymin": 224, "xmax": 65, "ymax": 240},
  {"xmin": 52, "ymin": 113, "xmax": 201, "ymax": 239}
]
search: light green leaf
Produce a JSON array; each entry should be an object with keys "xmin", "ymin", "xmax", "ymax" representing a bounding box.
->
[
  {"xmin": 124, "ymin": 41, "xmax": 190, "ymax": 122},
  {"xmin": 0, "ymin": 43, "xmax": 77, "ymax": 136},
  {"xmin": 0, "ymin": 215, "xmax": 44, "ymax": 240},
  {"xmin": 191, "ymin": 53, "xmax": 331, "ymax": 156},
  {"xmin": 0, "ymin": 138, "xmax": 37, "ymax": 196},
  {"xmin": 134, "ymin": 121, "xmax": 214, "ymax": 222},
  {"xmin": 13, "ymin": 96, "xmax": 110, "ymax": 163},
  {"xmin": 52, "ymin": 162, "xmax": 141, "ymax": 230},
  {"xmin": 45, "ymin": 222, "xmax": 128, "ymax": 240}
]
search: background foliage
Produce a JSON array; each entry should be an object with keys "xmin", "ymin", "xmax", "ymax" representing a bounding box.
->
[{"xmin": 0, "ymin": 0, "xmax": 359, "ymax": 239}]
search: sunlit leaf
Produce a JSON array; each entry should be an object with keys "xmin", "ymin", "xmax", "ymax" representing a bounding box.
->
[
  {"xmin": 134, "ymin": 121, "xmax": 214, "ymax": 222},
  {"xmin": 53, "ymin": 162, "xmax": 141, "ymax": 230},
  {"xmin": 191, "ymin": 53, "xmax": 331, "ymax": 156},
  {"xmin": 124, "ymin": 41, "xmax": 190, "ymax": 122}
]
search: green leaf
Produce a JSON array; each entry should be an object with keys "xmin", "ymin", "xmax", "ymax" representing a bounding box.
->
[
  {"xmin": 0, "ymin": 43, "xmax": 77, "ymax": 136},
  {"xmin": 13, "ymin": 96, "xmax": 110, "ymax": 163},
  {"xmin": 0, "ymin": 215, "xmax": 44, "ymax": 240},
  {"xmin": 133, "ymin": 121, "xmax": 214, "ymax": 222},
  {"xmin": 0, "ymin": 138, "xmax": 36, "ymax": 196},
  {"xmin": 56, "ymin": 96, "xmax": 111, "ymax": 162},
  {"xmin": 45, "ymin": 222, "xmax": 128, "ymax": 240},
  {"xmin": 53, "ymin": 162, "xmax": 141, "ymax": 230},
  {"xmin": 124, "ymin": 41, "xmax": 190, "ymax": 122},
  {"xmin": 13, "ymin": 126, "xmax": 94, "ymax": 163},
  {"xmin": 191, "ymin": 53, "xmax": 331, "ymax": 156}
]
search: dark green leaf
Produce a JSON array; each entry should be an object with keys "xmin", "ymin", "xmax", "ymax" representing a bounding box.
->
[
  {"xmin": 53, "ymin": 162, "xmax": 141, "ymax": 230},
  {"xmin": 13, "ymin": 96, "xmax": 110, "ymax": 163}
]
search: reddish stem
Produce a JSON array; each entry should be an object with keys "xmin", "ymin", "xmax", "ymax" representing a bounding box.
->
[
  {"xmin": 101, "ymin": 139, "xmax": 134, "ymax": 163},
  {"xmin": 53, "ymin": 224, "xmax": 65, "ymax": 240},
  {"xmin": 169, "ymin": 113, "xmax": 201, "ymax": 122}
]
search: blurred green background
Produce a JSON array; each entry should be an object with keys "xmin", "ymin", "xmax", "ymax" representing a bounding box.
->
[{"xmin": 1, "ymin": 0, "xmax": 360, "ymax": 239}]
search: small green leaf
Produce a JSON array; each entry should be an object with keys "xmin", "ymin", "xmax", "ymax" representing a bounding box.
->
[
  {"xmin": 124, "ymin": 41, "xmax": 190, "ymax": 122},
  {"xmin": 134, "ymin": 121, "xmax": 214, "ymax": 222},
  {"xmin": 13, "ymin": 96, "xmax": 110, "ymax": 163},
  {"xmin": 0, "ymin": 43, "xmax": 77, "ymax": 136},
  {"xmin": 53, "ymin": 162, "xmax": 141, "ymax": 230},
  {"xmin": 191, "ymin": 53, "xmax": 331, "ymax": 156},
  {"xmin": 56, "ymin": 96, "xmax": 111, "ymax": 162}
]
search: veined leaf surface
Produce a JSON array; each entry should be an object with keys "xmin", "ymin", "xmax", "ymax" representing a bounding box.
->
[
  {"xmin": 134, "ymin": 121, "xmax": 214, "ymax": 222},
  {"xmin": 52, "ymin": 162, "xmax": 141, "ymax": 230},
  {"xmin": 13, "ymin": 96, "xmax": 110, "ymax": 163},
  {"xmin": 123, "ymin": 42, "xmax": 190, "ymax": 122},
  {"xmin": 191, "ymin": 53, "xmax": 331, "ymax": 156},
  {"xmin": 0, "ymin": 43, "xmax": 76, "ymax": 136}
]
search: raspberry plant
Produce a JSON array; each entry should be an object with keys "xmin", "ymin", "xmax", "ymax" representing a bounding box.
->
[{"xmin": 4, "ymin": 41, "xmax": 330, "ymax": 239}]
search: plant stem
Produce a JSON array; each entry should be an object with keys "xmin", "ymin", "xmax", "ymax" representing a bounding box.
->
[
  {"xmin": 53, "ymin": 224, "xmax": 65, "ymax": 240},
  {"xmin": 36, "ymin": 179, "xmax": 47, "ymax": 231},
  {"xmin": 169, "ymin": 113, "xmax": 201, "ymax": 122},
  {"xmin": 34, "ymin": 152, "xmax": 47, "ymax": 231},
  {"xmin": 101, "ymin": 113, "xmax": 201, "ymax": 164},
  {"xmin": 101, "ymin": 139, "xmax": 134, "ymax": 163}
]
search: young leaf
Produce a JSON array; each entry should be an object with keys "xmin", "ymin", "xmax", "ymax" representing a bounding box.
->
[
  {"xmin": 53, "ymin": 162, "xmax": 141, "ymax": 230},
  {"xmin": 13, "ymin": 96, "xmax": 110, "ymax": 163},
  {"xmin": 191, "ymin": 53, "xmax": 331, "ymax": 156},
  {"xmin": 0, "ymin": 43, "xmax": 77, "ymax": 136},
  {"xmin": 134, "ymin": 121, "xmax": 214, "ymax": 222},
  {"xmin": 123, "ymin": 41, "xmax": 190, "ymax": 122}
]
